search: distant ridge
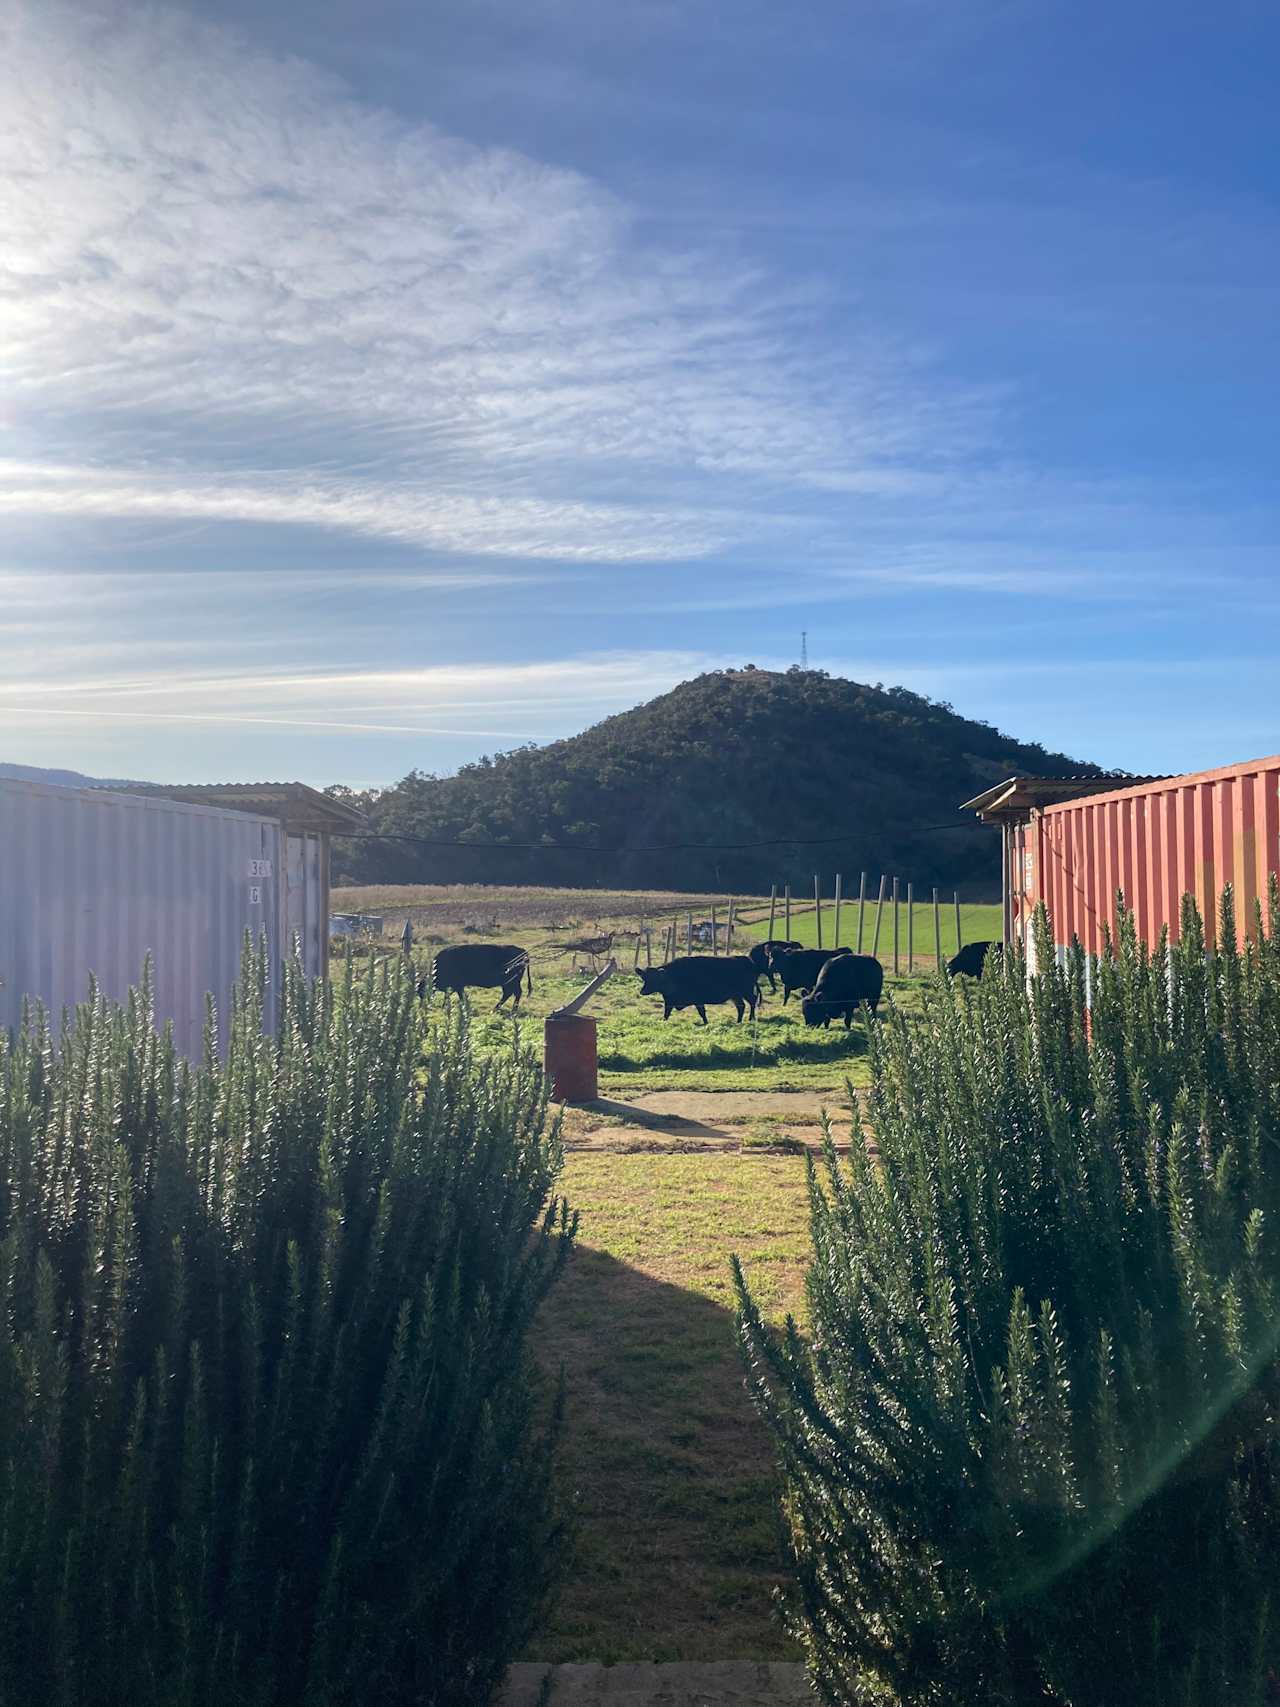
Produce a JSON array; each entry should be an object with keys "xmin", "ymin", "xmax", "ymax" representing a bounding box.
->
[
  {"xmin": 0, "ymin": 761, "xmax": 138, "ymax": 789},
  {"xmin": 334, "ymin": 667, "xmax": 1113, "ymax": 896}
]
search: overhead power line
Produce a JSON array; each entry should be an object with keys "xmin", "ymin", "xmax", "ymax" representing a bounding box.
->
[{"xmin": 336, "ymin": 821, "xmax": 983, "ymax": 854}]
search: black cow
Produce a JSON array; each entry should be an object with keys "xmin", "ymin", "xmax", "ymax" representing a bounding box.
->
[
  {"xmin": 767, "ymin": 944, "xmax": 852, "ymax": 1004},
  {"xmin": 746, "ymin": 939, "xmax": 802, "ymax": 992},
  {"xmin": 636, "ymin": 956, "xmax": 760, "ymax": 1025},
  {"xmin": 947, "ymin": 940, "xmax": 1002, "ymax": 979},
  {"xmin": 419, "ymin": 943, "xmax": 532, "ymax": 1008},
  {"xmin": 800, "ymin": 953, "xmax": 884, "ymax": 1029}
]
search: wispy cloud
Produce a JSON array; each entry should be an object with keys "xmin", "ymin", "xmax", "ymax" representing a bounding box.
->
[
  {"xmin": 2, "ymin": 2, "xmax": 987, "ymax": 561},
  {"xmin": 0, "ymin": 649, "xmax": 738, "ymax": 740},
  {"xmin": 0, "ymin": 462, "xmax": 738, "ymax": 561}
]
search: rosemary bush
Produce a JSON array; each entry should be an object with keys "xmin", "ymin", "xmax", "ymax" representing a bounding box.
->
[
  {"xmin": 737, "ymin": 888, "xmax": 1280, "ymax": 1706},
  {"xmin": 0, "ymin": 948, "xmax": 573, "ymax": 1706}
]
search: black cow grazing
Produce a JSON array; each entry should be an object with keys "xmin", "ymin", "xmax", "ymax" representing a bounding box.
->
[
  {"xmin": 420, "ymin": 943, "xmax": 532, "ymax": 1008},
  {"xmin": 767, "ymin": 944, "xmax": 852, "ymax": 1004},
  {"xmin": 947, "ymin": 940, "xmax": 1002, "ymax": 979},
  {"xmin": 800, "ymin": 953, "xmax": 884, "ymax": 1029},
  {"xmin": 636, "ymin": 956, "xmax": 760, "ymax": 1025},
  {"xmin": 746, "ymin": 939, "xmax": 803, "ymax": 992}
]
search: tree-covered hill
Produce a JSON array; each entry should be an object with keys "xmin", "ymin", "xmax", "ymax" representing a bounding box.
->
[{"xmin": 330, "ymin": 667, "xmax": 1109, "ymax": 896}]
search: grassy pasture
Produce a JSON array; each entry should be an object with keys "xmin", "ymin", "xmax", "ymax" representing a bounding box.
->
[
  {"xmin": 464, "ymin": 966, "xmax": 911, "ymax": 1092},
  {"xmin": 737, "ymin": 894, "xmax": 1003, "ymax": 963},
  {"xmin": 531, "ymin": 1148, "xmax": 822, "ymax": 1662},
  {"xmin": 333, "ymin": 883, "xmax": 956, "ymax": 1090}
]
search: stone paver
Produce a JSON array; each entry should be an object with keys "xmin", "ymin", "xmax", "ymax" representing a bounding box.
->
[{"xmin": 500, "ymin": 1662, "xmax": 810, "ymax": 1707}]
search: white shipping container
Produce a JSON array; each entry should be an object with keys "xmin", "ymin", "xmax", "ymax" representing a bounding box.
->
[{"xmin": 0, "ymin": 778, "xmax": 287, "ymax": 1056}]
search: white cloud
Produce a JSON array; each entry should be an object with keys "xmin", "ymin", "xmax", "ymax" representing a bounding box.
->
[
  {"xmin": 0, "ymin": 461, "xmax": 737, "ymax": 560},
  {"xmin": 0, "ymin": 648, "xmax": 737, "ymax": 739},
  {"xmin": 1, "ymin": 1, "xmax": 984, "ymax": 560}
]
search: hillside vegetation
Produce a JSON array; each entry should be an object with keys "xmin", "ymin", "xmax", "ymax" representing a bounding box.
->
[{"xmin": 331, "ymin": 667, "xmax": 1105, "ymax": 894}]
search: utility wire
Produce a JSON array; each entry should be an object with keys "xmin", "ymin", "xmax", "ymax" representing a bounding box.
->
[{"xmin": 335, "ymin": 821, "xmax": 983, "ymax": 854}]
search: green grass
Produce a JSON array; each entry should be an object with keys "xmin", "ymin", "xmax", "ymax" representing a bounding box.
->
[
  {"xmin": 531, "ymin": 1150, "xmax": 819, "ymax": 1662},
  {"xmin": 740, "ymin": 897, "xmax": 1002, "ymax": 964},
  {"xmin": 441, "ymin": 962, "xmax": 930, "ymax": 1092},
  {"xmin": 339, "ymin": 903, "xmax": 942, "ymax": 1090}
]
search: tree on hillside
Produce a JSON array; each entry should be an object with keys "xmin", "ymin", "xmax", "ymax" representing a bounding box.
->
[{"xmin": 333, "ymin": 668, "xmax": 1107, "ymax": 893}]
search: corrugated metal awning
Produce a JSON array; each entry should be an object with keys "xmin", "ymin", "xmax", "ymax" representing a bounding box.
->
[{"xmin": 959, "ymin": 774, "xmax": 1161, "ymax": 823}]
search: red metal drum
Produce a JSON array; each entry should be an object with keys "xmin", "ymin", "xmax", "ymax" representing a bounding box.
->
[{"xmin": 544, "ymin": 1013, "xmax": 598, "ymax": 1103}]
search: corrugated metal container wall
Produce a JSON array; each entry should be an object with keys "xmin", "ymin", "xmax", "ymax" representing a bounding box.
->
[
  {"xmin": 285, "ymin": 831, "xmax": 324, "ymax": 970},
  {"xmin": 1024, "ymin": 754, "xmax": 1280, "ymax": 959},
  {"xmin": 0, "ymin": 779, "xmax": 284, "ymax": 1056}
]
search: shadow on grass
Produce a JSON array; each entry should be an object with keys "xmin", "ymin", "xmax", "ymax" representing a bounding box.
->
[
  {"xmin": 532, "ymin": 1243, "xmax": 799, "ymax": 1664},
  {"xmin": 599, "ymin": 1014, "xmax": 871, "ymax": 1073},
  {"xmin": 574, "ymin": 1098, "xmax": 729, "ymax": 1139}
]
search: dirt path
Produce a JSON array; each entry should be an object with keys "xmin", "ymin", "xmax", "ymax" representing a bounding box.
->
[{"xmin": 562, "ymin": 1087, "xmax": 865, "ymax": 1153}]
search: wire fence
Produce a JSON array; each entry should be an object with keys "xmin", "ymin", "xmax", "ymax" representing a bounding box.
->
[{"xmin": 632, "ymin": 873, "xmax": 1001, "ymax": 973}]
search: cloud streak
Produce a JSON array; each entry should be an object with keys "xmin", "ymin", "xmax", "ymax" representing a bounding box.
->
[
  {"xmin": 0, "ymin": 462, "xmax": 738, "ymax": 561},
  {"xmin": 0, "ymin": 649, "xmax": 739, "ymax": 741}
]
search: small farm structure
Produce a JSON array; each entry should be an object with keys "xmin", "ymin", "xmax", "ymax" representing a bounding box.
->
[
  {"xmin": 0, "ymin": 778, "xmax": 363, "ymax": 1056},
  {"xmin": 963, "ymin": 755, "xmax": 1280, "ymax": 964},
  {"xmin": 329, "ymin": 912, "xmax": 385, "ymax": 938}
]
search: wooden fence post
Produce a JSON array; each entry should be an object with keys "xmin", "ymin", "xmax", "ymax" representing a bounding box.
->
[
  {"xmin": 634, "ymin": 921, "xmax": 643, "ymax": 968},
  {"xmin": 834, "ymin": 873, "xmax": 842, "ymax": 947},
  {"xmin": 907, "ymin": 881, "xmax": 914, "ymax": 972},
  {"xmin": 933, "ymin": 887, "xmax": 941, "ymax": 969},
  {"xmin": 871, "ymin": 875, "xmax": 887, "ymax": 957},
  {"xmin": 954, "ymin": 893, "xmax": 963, "ymax": 957},
  {"xmin": 727, "ymin": 898, "xmax": 736, "ymax": 956},
  {"xmin": 892, "ymin": 876, "xmax": 900, "ymax": 974},
  {"xmin": 814, "ymin": 875, "xmax": 823, "ymax": 950},
  {"xmin": 767, "ymin": 883, "xmax": 777, "ymax": 943},
  {"xmin": 687, "ymin": 912, "xmax": 693, "ymax": 956},
  {"xmin": 710, "ymin": 903, "xmax": 718, "ymax": 954},
  {"xmin": 857, "ymin": 871, "xmax": 867, "ymax": 952},
  {"xmin": 784, "ymin": 885, "xmax": 791, "ymax": 940}
]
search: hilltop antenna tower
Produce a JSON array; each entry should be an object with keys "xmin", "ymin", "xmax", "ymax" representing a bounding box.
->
[{"xmin": 800, "ymin": 631, "xmax": 808, "ymax": 669}]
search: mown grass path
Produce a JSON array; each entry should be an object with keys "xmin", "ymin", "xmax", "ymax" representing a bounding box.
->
[
  {"xmin": 331, "ymin": 885, "xmax": 992, "ymax": 1659},
  {"xmin": 531, "ymin": 1151, "xmax": 818, "ymax": 1663}
]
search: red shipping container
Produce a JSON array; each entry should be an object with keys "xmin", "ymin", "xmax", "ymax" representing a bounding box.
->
[{"xmin": 990, "ymin": 755, "xmax": 1280, "ymax": 964}]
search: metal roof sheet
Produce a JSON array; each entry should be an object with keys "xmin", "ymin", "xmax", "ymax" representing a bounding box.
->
[
  {"xmin": 959, "ymin": 774, "xmax": 1162, "ymax": 820},
  {"xmin": 106, "ymin": 780, "xmax": 366, "ymax": 833}
]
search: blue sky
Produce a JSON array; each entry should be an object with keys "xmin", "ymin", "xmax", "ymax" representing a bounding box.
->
[{"xmin": 2, "ymin": 0, "xmax": 1277, "ymax": 787}]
